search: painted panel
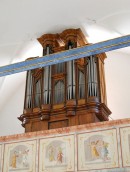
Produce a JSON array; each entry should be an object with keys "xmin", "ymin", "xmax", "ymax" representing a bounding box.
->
[
  {"xmin": 0, "ymin": 144, "xmax": 2, "ymax": 172},
  {"xmin": 120, "ymin": 127, "xmax": 130, "ymax": 167},
  {"xmin": 78, "ymin": 129, "xmax": 119, "ymax": 171},
  {"xmin": 3, "ymin": 140, "xmax": 37, "ymax": 172},
  {"xmin": 39, "ymin": 135, "xmax": 75, "ymax": 172}
]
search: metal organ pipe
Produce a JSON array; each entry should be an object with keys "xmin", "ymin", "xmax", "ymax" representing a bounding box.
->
[
  {"xmin": 54, "ymin": 80, "xmax": 64, "ymax": 104},
  {"xmin": 35, "ymin": 79, "xmax": 41, "ymax": 107},
  {"xmin": 26, "ymin": 71, "xmax": 30, "ymax": 108},
  {"xmin": 43, "ymin": 67, "xmax": 47, "ymax": 104},
  {"xmin": 67, "ymin": 45, "xmax": 75, "ymax": 100},
  {"xmin": 67, "ymin": 61, "xmax": 71, "ymax": 99},
  {"xmin": 87, "ymin": 56, "xmax": 98, "ymax": 98},
  {"xmin": 90, "ymin": 56, "xmax": 93, "ymax": 96},
  {"xmin": 72, "ymin": 60, "xmax": 75, "ymax": 98},
  {"xmin": 26, "ymin": 70, "xmax": 33, "ymax": 109},
  {"xmin": 88, "ymin": 57, "xmax": 91, "ymax": 96},
  {"xmin": 38, "ymin": 79, "xmax": 41, "ymax": 106},
  {"xmin": 79, "ymin": 70, "xmax": 85, "ymax": 99},
  {"xmin": 43, "ymin": 46, "xmax": 51, "ymax": 104},
  {"xmin": 94, "ymin": 57, "xmax": 98, "ymax": 97}
]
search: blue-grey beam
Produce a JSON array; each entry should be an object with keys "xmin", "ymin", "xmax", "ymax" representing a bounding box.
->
[{"xmin": 0, "ymin": 35, "xmax": 130, "ymax": 77}]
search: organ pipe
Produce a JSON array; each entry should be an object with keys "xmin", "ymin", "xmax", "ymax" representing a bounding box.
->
[
  {"xmin": 34, "ymin": 79, "xmax": 41, "ymax": 107},
  {"xmin": 87, "ymin": 56, "xmax": 98, "ymax": 98},
  {"xmin": 67, "ymin": 44, "xmax": 75, "ymax": 100},
  {"xmin": 25, "ymin": 70, "xmax": 33, "ymax": 109},
  {"xmin": 54, "ymin": 80, "xmax": 64, "ymax": 104},
  {"xmin": 43, "ymin": 46, "xmax": 51, "ymax": 104},
  {"xmin": 78, "ymin": 70, "xmax": 85, "ymax": 99}
]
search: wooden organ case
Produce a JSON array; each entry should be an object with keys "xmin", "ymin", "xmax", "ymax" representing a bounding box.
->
[{"xmin": 18, "ymin": 28, "xmax": 111, "ymax": 132}]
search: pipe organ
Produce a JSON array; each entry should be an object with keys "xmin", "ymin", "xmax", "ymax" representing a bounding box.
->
[{"xmin": 18, "ymin": 28, "xmax": 111, "ymax": 132}]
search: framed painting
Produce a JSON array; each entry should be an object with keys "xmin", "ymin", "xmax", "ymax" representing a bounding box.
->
[
  {"xmin": 120, "ymin": 127, "xmax": 130, "ymax": 167},
  {"xmin": 3, "ymin": 140, "xmax": 37, "ymax": 172},
  {"xmin": 77, "ymin": 129, "xmax": 119, "ymax": 171},
  {"xmin": 39, "ymin": 134, "xmax": 75, "ymax": 172}
]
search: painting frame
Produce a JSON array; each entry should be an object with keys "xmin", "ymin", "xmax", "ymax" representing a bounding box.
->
[
  {"xmin": 38, "ymin": 134, "xmax": 75, "ymax": 172},
  {"xmin": 77, "ymin": 129, "xmax": 119, "ymax": 171},
  {"xmin": 3, "ymin": 139, "xmax": 37, "ymax": 172},
  {"xmin": 120, "ymin": 126, "xmax": 130, "ymax": 167}
]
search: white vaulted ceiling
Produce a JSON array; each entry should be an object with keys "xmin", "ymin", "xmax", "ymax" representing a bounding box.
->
[{"xmin": 0, "ymin": 0, "xmax": 130, "ymax": 135}]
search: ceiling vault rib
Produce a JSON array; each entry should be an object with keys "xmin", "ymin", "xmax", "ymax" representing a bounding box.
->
[{"xmin": 0, "ymin": 35, "xmax": 130, "ymax": 77}]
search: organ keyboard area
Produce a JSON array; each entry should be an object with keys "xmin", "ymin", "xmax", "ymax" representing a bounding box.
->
[{"xmin": 18, "ymin": 28, "xmax": 111, "ymax": 132}]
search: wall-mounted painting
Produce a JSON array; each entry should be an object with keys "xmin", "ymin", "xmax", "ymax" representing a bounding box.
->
[
  {"xmin": 39, "ymin": 135, "xmax": 75, "ymax": 172},
  {"xmin": 77, "ymin": 129, "xmax": 119, "ymax": 171},
  {"xmin": 120, "ymin": 127, "xmax": 130, "ymax": 167},
  {"xmin": 0, "ymin": 144, "xmax": 2, "ymax": 172},
  {"xmin": 3, "ymin": 140, "xmax": 37, "ymax": 172}
]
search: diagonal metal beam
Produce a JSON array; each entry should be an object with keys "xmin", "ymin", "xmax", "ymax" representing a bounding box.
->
[{"xmin": 0, "ymin": 35, "xmax": 130, "ymax": 77}]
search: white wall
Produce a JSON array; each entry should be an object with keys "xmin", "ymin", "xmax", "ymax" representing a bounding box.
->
[
  {"xmin": 0, "ymin": 40, "xmax": 43, "ymax": 136},
  {"xmin": 106, "ymin": 50, "xmax": 130, "ymax": 120},
  {"xmin": 0, "ymin": 72, "xmax": 26, "ymax": 136}
]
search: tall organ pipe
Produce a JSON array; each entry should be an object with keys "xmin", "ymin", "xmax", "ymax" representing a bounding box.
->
[
  {"xmin": 67, "ymin": 45, "xmax": 75, "ymax": 100},
  {"xmin": 34, "ymin": 79, "xmax": 41, "ymax": 107},
  {"xmin": 25, "ymin": 70, "xmax": 33, "ymax": 109},
  {"xmin": 87, "ymin": 56, "xmax": 98, "ymax": 98},
  {"xmin": 79, "ymin": 70, "xmax": 85, "ymax": 99},
  {"xmin": 43, "ymin": 46, "xmax": 51, "ymax": 104}
]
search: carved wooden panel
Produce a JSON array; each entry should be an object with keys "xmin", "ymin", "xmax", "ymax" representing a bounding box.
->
[{"xmin": 49, "ymin": 120, "xmax": 69, "ymax": 130}]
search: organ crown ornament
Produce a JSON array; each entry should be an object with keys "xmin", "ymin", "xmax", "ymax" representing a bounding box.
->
[{"xmin": 18, "ymin": 28, "xmax": 111, "ymax": 132}]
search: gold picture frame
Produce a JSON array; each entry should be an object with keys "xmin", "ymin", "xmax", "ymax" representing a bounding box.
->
[
  {"xmin": 3, "ymin": 140, "xmax": 37, "ymax": 172},
  {"xmin": 77, "ymin": 129, "xmax": 119, "ymax": 171},
  {"xmin": 120, "ymin": 127, "xmax": 130, "ymax": 167},
  {"xmin": 39, "ymin": 135, "xmax": 75, "ymax": 172}
]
